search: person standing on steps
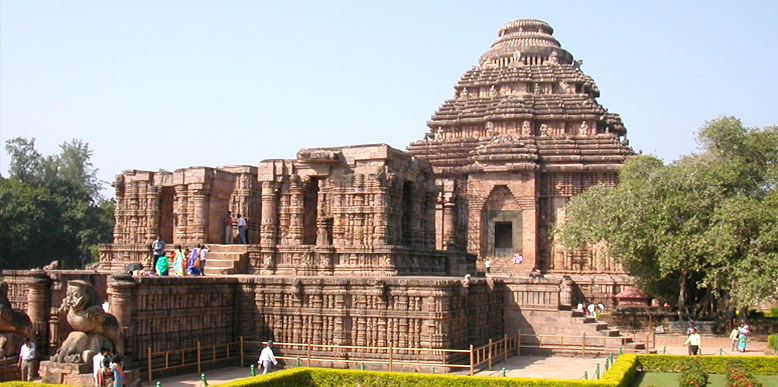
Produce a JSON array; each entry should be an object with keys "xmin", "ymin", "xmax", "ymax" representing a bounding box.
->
[
  {"xmin": 151, "ymin": 236, "xmax": 165, "ymax": 270},
  {"xmin": 237, "ymin": 214, "xmax": 248, "ymax": 244}
]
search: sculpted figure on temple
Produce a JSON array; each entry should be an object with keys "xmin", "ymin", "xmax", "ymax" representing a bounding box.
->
[
  {"xmin": 539, "ymin": 124, "xmax": 549, "ymax": 136},
  {"xmin": 521, "ymin": 120, "xmax": 532, "ymax": 135},
  {"xmin": 579, "ymin": 121, "xmax": 590, "ymax": 135},
  {"xmin": 0, "ymin": 281, "xmax": 34, "ymax": 358},
  {"xmin": 547, "ymin": 51, "xmax": 559, "ymax": 65},
  {"xmin": 50, "ymin": 280, "xmax": 122, "ymax": 364}
]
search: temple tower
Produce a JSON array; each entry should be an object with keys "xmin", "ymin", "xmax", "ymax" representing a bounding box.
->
[{"xmin": 407, "ymin": 19, "xmax": 633, "ymax": 275}]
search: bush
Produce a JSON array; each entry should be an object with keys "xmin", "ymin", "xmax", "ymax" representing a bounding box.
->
[
  {"xmin": 677, "ymin": 358, "xmax": 707, "ymax": 387},
  {"xmin": 768, "ymin": 333, "xmax": 777, "ymax": 353},
  {"xmin": 770, "ymin": 305, "xmax": 778, "ymax": 318},
  {"xmin": 635, "ymin": 354, "xmax": 778, "ymax": 375},
  {"xmin": 726, "ymin": 359, "xmax": 763, "ymax": 387}
]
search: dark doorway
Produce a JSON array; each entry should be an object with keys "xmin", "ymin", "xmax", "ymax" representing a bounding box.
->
[
  {"xmin": 494, "ymin": 222, "xmax": 513, "ymax": 256},
  {"xmin": 401, "ymin": 182, "xmax": 413, "ymax": 246},
  {"xmin": 159, "ymin": 186, "xmax": 175, "ymax": 243},
  {"xmin": 303, "ymin": 177, "xmax": 319, "ymax": 245}
]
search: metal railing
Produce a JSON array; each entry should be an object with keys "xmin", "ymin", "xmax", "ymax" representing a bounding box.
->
[{"xmin": 145, "ymin": 332, "xmax": 522, "ymax": 383}]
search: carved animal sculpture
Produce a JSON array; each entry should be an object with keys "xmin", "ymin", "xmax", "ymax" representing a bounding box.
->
[
  {"xmin": 0, "ymin": 281, "xmax": 34, "ymax": 358},
  {"xmin": 50, "ymin": 280, "xmax": 122, "ymax": 363}
]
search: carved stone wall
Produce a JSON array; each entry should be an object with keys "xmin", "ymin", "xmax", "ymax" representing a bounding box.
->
[{"xmin": 407, "ymin": 19, "xmax": 634, "ymax": 276}]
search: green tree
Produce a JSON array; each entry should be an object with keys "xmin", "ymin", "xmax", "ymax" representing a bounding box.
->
[
  {"xmin": 559, "ymin": 117, "xmax": 778, "ymax": 320},
  {"xmin": 0, "ymin": 137, "xmax": 114, "ymax": 269}
]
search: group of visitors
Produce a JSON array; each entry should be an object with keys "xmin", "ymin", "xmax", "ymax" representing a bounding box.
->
[
  {"xmin": 729, "ymin": 322, "xmax": 750, "ymax": 352},
  {"xmin": 92, "ymin": 348, "xmax": 125, "ymax": 387},
  {"xmin": 222, "ymin": 212, "xmax": 249, "ymax": 244},
  {"xmin": 151, "ymin": 236, "xmax": 208, "ymax": 277}
]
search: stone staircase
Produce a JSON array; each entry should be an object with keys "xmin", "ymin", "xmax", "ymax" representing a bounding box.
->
[
  {"xmin": 520, "ymin": 308, "xmax": 651, "ymax": 356},
  {"xmin": 203, "ymin": 244, "xmax": 249, "ymax": 275}
]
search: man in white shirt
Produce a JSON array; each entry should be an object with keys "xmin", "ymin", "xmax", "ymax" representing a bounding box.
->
[
  {"xmin": 257, "ymin": 340, "xmax": 278, "ymax": 374},
  {"xmin": 18, "ymin": 337, "xmax": 36, "ymax": 382},
  {"xmin": 92, "ymin": 347, "xmax": 109, "ymax": 386}
]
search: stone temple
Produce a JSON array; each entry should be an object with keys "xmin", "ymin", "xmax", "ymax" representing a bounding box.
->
[{"xmin": 2, "ymin": 19, "xmax": 643, "ymax": 381}]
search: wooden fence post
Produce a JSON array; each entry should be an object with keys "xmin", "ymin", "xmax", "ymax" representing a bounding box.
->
[
  {"xmin": 582, "ymin": 333, "xmax": 586, "ymax": 358},
  {"xmin": 147, "ymin": 347, "xmax": 152, "ymax": 385},
  {"xmin": 504, "ymin": 334, "xmax": 508, "ymax": 361},
  {"xmin": 240, "ymin": 337, "xmax": 244, "ymax": 367},
  {"xmin": 197, "ymin": 341, "xmax": 201, "ymax": 375},
  {"xmin": 517, "ymin": 330, "xmax": 521, "ymax": 356},
  {"xmin": 307, "ymin": 342, "xmax": 312, "ymax": 367},
  {"xmin": 469, "ymin": 344, "xmax": 474, "ymax": 376},
  {"xmin": 488, "ymin": 338, "xmax": 493, "ymax": 370},
  {"xmin": 388, "ymin": 342, "xmax": 393, "ymax": 372}
]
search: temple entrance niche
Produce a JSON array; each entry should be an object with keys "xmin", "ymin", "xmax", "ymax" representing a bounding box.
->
[
  {"xmin": 482, "ymin": 185, "xmax": 523, "ymax": 258},
  {"xmin": 303, "ymin": 177, "xmax": 319, "ymax": 245},
  {"xmin": 159, "ymin": 186, "xmax": 175, "ymax": 243}
]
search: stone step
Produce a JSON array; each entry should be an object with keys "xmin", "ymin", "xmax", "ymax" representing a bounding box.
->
[
  {"xmin": 206, "ymin": 259, "xmax": 236, "ymax": 268},
  {"xmin": 207, "ymin": 244, "xmax": 249, "ymax": 254}
]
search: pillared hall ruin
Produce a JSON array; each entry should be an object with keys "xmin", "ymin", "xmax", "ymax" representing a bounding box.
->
[{"xmin": 3, "ymin": 19, "xmax": 643, "ymax": 376}]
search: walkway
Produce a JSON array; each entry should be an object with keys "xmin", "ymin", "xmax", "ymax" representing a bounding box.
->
[{"xmin": 150, "ymin": 335, "xmax": 773, "ymax": 386}]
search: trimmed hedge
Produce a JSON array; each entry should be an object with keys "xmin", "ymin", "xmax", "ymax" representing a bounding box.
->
[
  {"xmin": 634, "ymin": 355, "xmax": 778, "ymax": 375},
  {"xmin": 1, "ymin": 354, "xmax": 774, "ymax": 387}
]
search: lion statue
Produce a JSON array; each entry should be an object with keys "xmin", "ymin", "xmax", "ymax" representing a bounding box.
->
[
  {"xmin": 50, "ymin": 280, "xmax": 122, "ymax": 364},
  {"xmin": 0, "ymin": 281, "xmax": 34, "ymax": 358}
]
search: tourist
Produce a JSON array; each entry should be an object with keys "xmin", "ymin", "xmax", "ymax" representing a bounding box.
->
[
  {"xmin": 18, "ymin": 337, "xmax": 36, "ymax": 382},
  {"xmin": 484, "ymin": 258, "xmax": 491, "ymax": 274},
  {"xmin": 187, "ymin": 244, "xmax": 201, "ymax": 275},
  {"xmin": 155, "ymin": 251, "xmax": 170, "ymax": 276},
  {"xmin": 257, "ymin": 340, "xmax": 278, "ymax": 374},
  {"xmin": 92, "ymin": 347, "xmax": 109, "ymax": 387},
  {"xmin": 737, "ymin": 323, "xmax": 749, "ymax": 352},
  {"xmin": 686, "ymin": 321, "xmax": 697, "ymax": 336},
  {"xmin": 224, "ymin": 211, "xmax": 233, "ymax": 244},
  {"xmin": 237, "ymin": 214, "xmax": 248, "ymax": 244},
  {"xmin": 729, "ymin": 326, "xmax": 739, "ymax": 351},
  {"xmin": 151, "ymin": 236, "xmax": 165, "ymax": 270},
  {"xmin": 110, "ymin": 355, "xmax": 125, "ymax": 387},
  {"xmin": 172, "ymin": 245, "xmax": 185, "ymax": 276},
  {"xmin": 684, "ymin": 327, "xmax": 701, "ymax": 355},
  {"xmin": 199, "ymin": 245, "xmax": 209, "ymax": 275},
  {"xmin": 512, "ymin": 253, "xmax": 523, "ymax": 264}
]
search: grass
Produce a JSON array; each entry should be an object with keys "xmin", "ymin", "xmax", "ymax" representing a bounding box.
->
[{"xmin": 630, "ymin": 372, "xmax": 778, "ymax": 387}]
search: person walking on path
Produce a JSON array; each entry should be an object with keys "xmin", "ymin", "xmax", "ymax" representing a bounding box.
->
[
  {"xmin": 684, "ymin": 327, "xmax": 701, "ymax": 355},
  {"xmin": 237, "ymin": 214, "xmax": 248, "ymax": 244},
  {"xmin": 729, "ymin": 326, "xmax": 739, "ymax": 351},
  {"xmin": 18, "ymin": 337, "xmax": 36, "ymax": 382},
  {"xmin": 258, "ymin": 340, "xmax": 278, "ymax": 374},
  {"xmin": 737, "ymin": 323, "xmax": 750, "ymax": 352}
]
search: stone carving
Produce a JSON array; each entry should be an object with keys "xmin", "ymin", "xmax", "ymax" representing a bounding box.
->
[
  {"xmin": 0, "ymin": 281, "xmax": 33, "ymax": 358},
  {"xmin": 50, "ymin": 280, "xmax": 122, "ymax": 364},
  {"xmin": 297, "ymin": 149, "xmax": 340, "ymax": 163},
  {"xmin": 579, "ymin": 121, "xmax": 590, "ymax": 135},
  {"xmin": 547, "ymin": 51, "xmax": 559, "ymax": 65},
  {"xmin": 539, "ymin": 124, "xmax": 549, "ymax": 136},
  {"xmin": 573, "ymin": 59, "xmax": 583, "ymax": 69},
  {"xmin": 485, "ymin": 121, "xmax": 495, "ymax": 137},
  {"xmin": 521, "ymin": 120, "xmax": 532, "ymax": 135}
]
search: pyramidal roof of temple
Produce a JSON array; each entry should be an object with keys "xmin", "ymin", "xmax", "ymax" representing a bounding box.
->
[{"xmin": 407, "ymin": 19, "xmax": 633, "ymax": 174}]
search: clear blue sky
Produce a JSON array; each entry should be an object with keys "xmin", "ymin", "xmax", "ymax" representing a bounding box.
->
[{"xmin": 2, "ymin": 1, "xmax": 776, "ymax": 198}]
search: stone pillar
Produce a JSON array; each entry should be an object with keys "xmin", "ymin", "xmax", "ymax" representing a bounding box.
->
[
  {"xmin": 409, "ymin": 188, "xmax": 424, "ymax": 246},
  {"xmin": 288, "ymin": 175, "xmax": 304, "ymax": 245},
  {"xmin": 424, "ymin": 191, "xmax": 437, "ymax": 248},
  {"xmin": 26, "ymin": 269, "xmax": 50, "ymax": 353},
  {"xmin": 107, "ymin": 273, "xmax": 136, "ymax": 358},
  {"xmin": 174, "ymin": 184, "xmax": 188, "ymax": 244},
  {"xmin": 442, "ymin": 197, "xmax": 456, "ymax": 251},
  {"xmin": 145, "ymin": 185, "xmax": 162, "ymax": 243},
  {"xmin": 190, "ymin": 186, "xmax": 210, "ymax": 242},
  {"xmin": 260, "ymin": 181, "xmax": 279, "ymax": 247}
]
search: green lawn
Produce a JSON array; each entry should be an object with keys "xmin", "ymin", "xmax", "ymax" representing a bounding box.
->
[{"xmin": 630, "ymin": 372, "xmax": 778, "ymax": 387}]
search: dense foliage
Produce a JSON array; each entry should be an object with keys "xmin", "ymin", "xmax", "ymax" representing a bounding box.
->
[
  {"xmin": 678, "ymin": 358, "xmax": 707, "ymax": 387},
  {"xmin": 560, "ymin": 117, "xmax": 778, "ymax": 319},
  {"xmin": 726, "ymin": 359, "xmax": 764, "ymax": 387},
  {"xmin": 0, "ymin": 137, "xmax": 114, "ymax": 269}
]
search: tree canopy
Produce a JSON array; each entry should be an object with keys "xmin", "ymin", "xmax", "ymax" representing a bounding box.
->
[
  {"xmin": 0, "ymin": 138, "xmax": 114, "ymax": 269},
  {"xmin": 559, "ymin": 117, "xmax": 778, "ymax": 319}
]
